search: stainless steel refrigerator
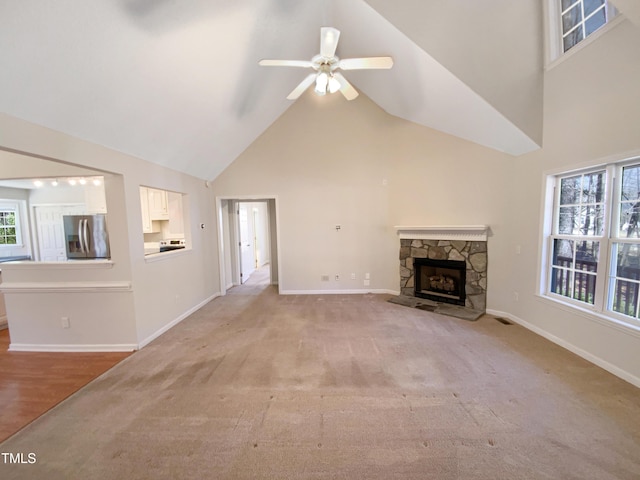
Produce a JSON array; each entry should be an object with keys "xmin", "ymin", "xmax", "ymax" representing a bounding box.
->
[{"xmin": 63, "ymin": 215, "xmax": 111, "ymax": 259}]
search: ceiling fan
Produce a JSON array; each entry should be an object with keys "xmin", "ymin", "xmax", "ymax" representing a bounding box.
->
[{"xmin": 259, "ymin": 27, "xmax": 393, "ymax": 101}]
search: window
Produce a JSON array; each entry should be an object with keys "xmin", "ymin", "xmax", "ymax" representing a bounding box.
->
[
  {"xmin": 0, "ymin": 204, "xmax": 20, "ymax": 246},
  {"xmin": 608, "ymin": 164, "xmax": 640, "ymax": 318},
  {"xmin": 547, "ymin": 0, "xmax": 619, "ymax": 63},
  {"xmin": 550, "ymin": 170, "xmax": 605, "ymax": 305},
  {"xmin": 543, "ymin": 159, "xmax": 640, "ymax": 328},
  {"xmin": 561, "ymin": 0, "xmax": 613, "ymax": 52}
]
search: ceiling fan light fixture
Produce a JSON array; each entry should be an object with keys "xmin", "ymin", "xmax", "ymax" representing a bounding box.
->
[
  {"xmin": 259, "ymin": 27, "xmax": 393, "ymax": 101},
  {"xmin": 314, "ymin": 72, "xmax": 329, "ymax": 95},
  {"xmin": 328, "ymin": 75, "xmax": 340, "ymax": 94}
]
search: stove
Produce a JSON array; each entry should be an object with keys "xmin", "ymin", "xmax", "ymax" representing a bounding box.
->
[{"xmin": 159, "ymin": 239, "xmax": 185, "ymax": 252}]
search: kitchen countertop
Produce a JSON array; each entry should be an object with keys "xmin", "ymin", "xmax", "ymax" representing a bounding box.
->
[
  {"xmin": 0, "ymin": 256, "xmax": 32, "ymax": 263},
  {"xmin": 144, "ymin": 242, "xmax": 160, "ymax": 256}
]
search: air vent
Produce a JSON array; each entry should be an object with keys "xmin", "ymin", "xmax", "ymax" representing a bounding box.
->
[{"xmin": 494, "ymin": 317, "xmax": 512, "ymax": 325}]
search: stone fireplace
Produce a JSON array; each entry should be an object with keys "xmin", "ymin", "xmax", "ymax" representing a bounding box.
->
[{"xmin": 396, "ymin": 226, "xmax": 488, "ymax": 312}]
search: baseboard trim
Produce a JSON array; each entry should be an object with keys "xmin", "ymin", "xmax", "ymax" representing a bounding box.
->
[
  {"xmin": 486, "ymin": 309, "xmax": 640, "ymax": 389},
  {"xmin": 137, "ymin": 292, "xmax": 221, "ymax": 349},
  {"xmin": 8, "ymin": 343, "xmax": 138, "ymax": 352},
  {"xmin": 280, "ymin": 289, "xmax": 399, "ymax": 295}
]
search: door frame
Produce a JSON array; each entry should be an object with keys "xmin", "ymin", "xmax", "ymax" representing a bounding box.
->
[{"xmin": 216, "ymin": 195, "xmax": 281, "ymax": 295}]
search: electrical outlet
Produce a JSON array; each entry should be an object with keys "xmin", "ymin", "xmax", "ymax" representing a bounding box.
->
[
  {"xmin": 335, "ymin": 274, "xmax": 340, "ymax": 281},
  {"xmin": 351, "ymin": 273, "xmax": 356, "ymax": 280},
  {"xmin": 365, "ymin": 273, "xmax": 370, "ymax": 280},
  {"xmin": 61, "ymin": 317, "xmax": 70, "ymax": 329},
  {"xmin": 364, "ymin": 279, "xmax": 370, "ymax": 286},
  {"xmin": 514, "ymin": 292, "xmax": 519, "ymax": 302}
]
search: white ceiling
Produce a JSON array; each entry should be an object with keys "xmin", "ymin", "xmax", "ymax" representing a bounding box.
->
[{"xmin": 0, "ymin": 0, "xmax": 541, "ymax": 181}]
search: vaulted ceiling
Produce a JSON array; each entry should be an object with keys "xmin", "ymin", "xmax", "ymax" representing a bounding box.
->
[{"xmin": 0, "ymin": 0, "xmax": 555, "ymax": 180}]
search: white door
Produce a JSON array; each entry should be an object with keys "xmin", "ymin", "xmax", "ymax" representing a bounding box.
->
[
  {"xmin": 35, "ymin": 205, "xmax": 84, "ymax": 261},
  {"xmin": 238, "ymin": 203, "xmax": 256, "ymax": 284}
]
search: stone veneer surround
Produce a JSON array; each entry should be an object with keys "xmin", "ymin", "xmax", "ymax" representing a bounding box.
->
[{"xmin": 399, "ymin": 239, "xmax": 488, "ymax": 311}]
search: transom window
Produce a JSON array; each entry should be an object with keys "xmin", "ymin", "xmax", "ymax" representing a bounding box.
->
[
  {"xmin": 561, "ymin": 0, "xmax": 611, "ymax": 52},
  {"xmin": 547, "ymin": 0, "xmax": 619, "ymax": 63},
  {"xmin": 544, "ymin": 159, "xmax": 640, "ymax": 329}
]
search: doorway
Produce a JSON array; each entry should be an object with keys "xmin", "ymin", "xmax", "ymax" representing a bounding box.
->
[{"xmin": 216, "ymin": 197, "xmax": 280, "ymax": 294}]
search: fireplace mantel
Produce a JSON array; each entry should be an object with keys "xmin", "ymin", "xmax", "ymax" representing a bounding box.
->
[{"xmin": 394, "ymin": 225, "xmax": 489, "ymax": 242}]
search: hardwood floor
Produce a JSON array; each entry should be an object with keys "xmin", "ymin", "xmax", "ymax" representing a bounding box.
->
[{"xmin": 0, "ymin": 328, "xmax": 131, "ymax": 442}]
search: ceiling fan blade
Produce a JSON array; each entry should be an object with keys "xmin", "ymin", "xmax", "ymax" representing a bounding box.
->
[
  {"xmin": 333, "ymin": 72, "xmax": 358, "ymax": 101},
  {"xmin": 338, "ymin": 57, "xmax": 394, "ymax": 70},
  {"xmin": 259, "ymin": 59, "xmax": 313, "ymax": 68},
  {"xmin": 286, "ymin": 73, "xmax": 318, "ymax": 100},
  {"xmin": 320, "ymin": 27, "xmax": 340, "ymax": 58}
]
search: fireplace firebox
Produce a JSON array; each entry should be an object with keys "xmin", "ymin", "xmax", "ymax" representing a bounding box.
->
[{"xmin": 414, "ymin": 258, "xmax": 466, "ymax": 306}]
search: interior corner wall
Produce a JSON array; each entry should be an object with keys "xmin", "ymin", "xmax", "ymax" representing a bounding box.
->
[
  {"xmin": 363, "ymin": 0, "xmax": 544, "ymax": 146},
  {"xmin": 496, "ymin": 18, "xmax": 640, "ymax": 386},
  {"xmin": 211, "ymin": 90, "xmax": 513, "ymax": 298}
]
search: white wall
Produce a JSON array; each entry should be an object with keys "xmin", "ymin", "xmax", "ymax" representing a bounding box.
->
[
  {"xmin": 212, "ymin": 91, "xmax": 513, "ymax": 295},
  {"xmin": 494, "ymin": 17, "xmax": 640, "ymax": 386},
  {"xmin": 363, "ymin": 0, "xmax": 544, "ymax": 146},
  {"xmin": 611, "ymin": 0, "xmax": 640, "ymax": 26},
  {"xmin": 28, "ymin": 182, "xmax": 88, "ymax": 205},
  {"xmin": 0, "ymin": 186, "xmax": 29, "ymax": 201},
  {"xmin": 0, "ymin": 113, "xmax": 221, "ymax": 350},
  {"xmin": 0, "ymin": 150, "xmax": 102, "ymax": 178}
]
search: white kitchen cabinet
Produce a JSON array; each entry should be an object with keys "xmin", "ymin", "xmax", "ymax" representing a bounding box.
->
[
  {"xmin": 84, "ymin": 182, "xmax": 107, "ymax": 214},
  {"xmin": 140, "ymin": 187, "xmax": 156, "ymax": 233},
  {"xmin": 167, "ymin": 192, "xmax": 184, "ymax": 236},
  {"xmin": 147, "ymin": 188, "xmax": 169, "ymax": 220}
]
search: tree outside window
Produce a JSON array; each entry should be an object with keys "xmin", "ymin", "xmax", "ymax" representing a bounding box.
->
[{"xmin": 0, "ymin": 210, "xmax": 17, "ymax": 245}]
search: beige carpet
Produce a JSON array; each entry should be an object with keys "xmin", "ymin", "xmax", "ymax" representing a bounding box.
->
[{"xmin": 1, "ymin": 270, "xmax": 639, "ymax": 479}]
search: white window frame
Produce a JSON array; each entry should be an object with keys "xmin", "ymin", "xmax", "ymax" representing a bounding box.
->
[
  {"xmin": 0, "ymin": 201, "xmax": 24, "ymax": 248},
  {"xmin": 541, "ymin": 158, "xmax": 640, "ymax": 330},
  {"xmin": 545, "ymin": 0, "xmax": 621, "ymax": 67}
]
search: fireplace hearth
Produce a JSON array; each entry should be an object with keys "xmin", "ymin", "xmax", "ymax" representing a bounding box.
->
[{"xmin": 414, "ymin": 258, "xmax": 466, "ymax": 306}]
